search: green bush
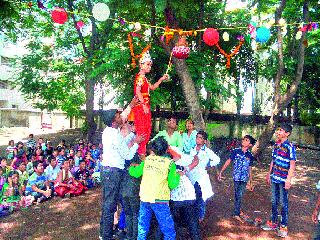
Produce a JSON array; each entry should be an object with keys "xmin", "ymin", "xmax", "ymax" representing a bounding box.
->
[{"xmin": 300, "ymin": 112, "xmax": 320, "ymax": 126}]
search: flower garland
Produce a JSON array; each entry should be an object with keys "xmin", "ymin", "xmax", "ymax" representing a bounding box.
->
[
  {"xmin": 215, "ymin": 39, "xmax": 244, "ymax": 69},
  {"xmin": 127, "ymin": 33, "xmax": 151, "ymax": 69}
]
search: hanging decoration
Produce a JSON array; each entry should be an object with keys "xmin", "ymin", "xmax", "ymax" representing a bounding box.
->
[
  {"xmin": 222, "ymin": 32, "xmax": 230, "ymax": 41},
  {"xmin": 134, "ymin": 22, "xmax": 142, "ymax": 31},
  {"xmin": 256, "ymin": 26, "xmax": 271, "ymax": 43},
  {"xmin": 27, "ymin": 2, "xmax": 33, "ymax": 8},
  {"xmin": 215, "ymin": 39, "xmax": 244, "ymax": 69},
  {"xmin": 92, "ymin": 2, "xmax": 110, "ymax": 21},
  {"xmin": 127, "ymin": 33, "xmax": 151, "ymax": 69},
  {"xmin": 37, "ymin": 0, "xmax": 45, "ymax": 9},
  {"xmin": 172, "ymin": 36, "xmax": 190, "ymax": 59},
  {"xmin": 248, "ymin": 23, "xmax": 256, "ymax": 39},
  {"xmin": 119, "ymin": 18, "xmax": 126, "ymax": 25},
  {"xmin": 296, "ymin": 31, "xmax": 302, "ymax": 40},
  {"xmin": 76, "ymin": 21, "xmax": 85, "ymax": 30},
  {"xmin": 163, "ymin": 26, "xmax": 174, "ymax": 45},
  {"xmin": 51, "ymin": 7, "xmax": 68, "ymax": 24},
  {"xmin": 203, "ymin": 28, "xmax": 219, "ymax": 46}
]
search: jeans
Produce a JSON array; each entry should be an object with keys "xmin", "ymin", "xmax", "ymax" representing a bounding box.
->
[
  {"xmin": 100, "ymin": 167, "xmax": 125, "ymax": 240},
  {"xmin": 171, "ymin": 200, "xmax": 201, "ymax": 240},
  {"xmin": 234, "ymin": 181, "xmax": 247, "ymax": 216},
  {"xmin": 123, "ymin": 196, "xmax": 140, "ymax": 240},
  {"xmin": 138, "ymin": 201, "xmax": 176, "ymax": 240},
  {"xmin": 271, "ymin": 182, "xmax": 289, "ymax": 226},
  {"xmin": 194, "ymin": 182, "xmax": 206, "ymax": 220}
]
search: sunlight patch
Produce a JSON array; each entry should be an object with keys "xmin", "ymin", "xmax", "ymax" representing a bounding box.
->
[
  {"xmin": 79, "ymin": 223, "xmax": 99, "ymax": 230},
  {"xmin": 0, "ymin": 221, "xmax": 21, "ymax": 234}
]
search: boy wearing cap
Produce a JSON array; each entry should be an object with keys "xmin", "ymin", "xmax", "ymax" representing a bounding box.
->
[
  {"xmin": 261, "ymin": 123, "xmax": 296, "ymax": 238},
  {"xmin": 218, "ymin": 134, "xmax": 256, "ymax": 222}
]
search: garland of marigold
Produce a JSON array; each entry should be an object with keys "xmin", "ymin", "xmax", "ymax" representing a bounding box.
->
[
  {"xmin": 215, "ymin": 39, "xmax": 244, "ymax": 69},
  {"xmin": 128, "ymin": 33, "xmax": 151, "ymax": 69}
]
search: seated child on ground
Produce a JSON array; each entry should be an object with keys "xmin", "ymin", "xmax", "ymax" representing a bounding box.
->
[
  {"xmin": 25, "ymin": 161, "xmax": 53, "ymax": 203},
  {"xmin": 85, "ymin": 151, "xmax": 96, "ymax": 171},
  {"xmin": 1, "ymin": 157, "xmax": 11, "ymax": 178},
  {"xmin": 54, "ymin": 159, "xmax": 86, "ymax": 198},
  {"xmin": 74, "ymin": 160, "xmax": 94, "ymax": 188},
  {"xmin": 17, "ymin": 162, "xmax": 29, "ymax": 193},
  {"xmin": 129, "ymin": 136, "xmax": 181, "ymax": 240}
]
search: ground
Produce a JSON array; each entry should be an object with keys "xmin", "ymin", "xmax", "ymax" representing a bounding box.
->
[{"xmin": 0, "ymin": 129, "xmax": 318, "ymax": 240}]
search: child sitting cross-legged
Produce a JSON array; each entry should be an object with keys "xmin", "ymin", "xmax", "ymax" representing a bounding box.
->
[
  {"xmin": 74, "ymin": 160, "xmax": 95, "ymax": 189},
  {"xmin": 25, "ymin": 161, "xmax": 53, "ymax": 204},
  {"xmin": 129, "ymin": 136, "xmax": 181, "ymax": 240},
  {"xmin": 54, "ymin": 159, "xmax": 86, "ymax": 198}
]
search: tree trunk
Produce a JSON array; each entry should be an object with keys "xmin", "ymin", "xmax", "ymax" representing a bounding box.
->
[
  {"xmin": 86, "ymin": 78, "xmax": 97, "ymax": 141},
  {"xmin": 161, "ymin": 6, "xmax": 205, "ymax": 130},
  {"xmin": 252, "ymin": 0, "xmax": 308, "ymax": 156}
]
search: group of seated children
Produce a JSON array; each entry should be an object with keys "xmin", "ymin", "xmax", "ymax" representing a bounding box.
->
[{"xmin": 0, "ymin": 137, "xmax": 102, "ymax": 216}]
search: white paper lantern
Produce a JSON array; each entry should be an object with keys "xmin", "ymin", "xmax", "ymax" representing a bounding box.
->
[
  {"xmin": 134, "ymin": 22, "xmax": 141, "ymax": 31},
  {"xmin": 296, "ymin": 31, "xmax": 302, "ymax": 40},
  {"xmin": 222, "ymin": 32, "xmax": 229, "ymax": 41},
  {"xmin": 92, "ymin": 3, "xmax": 110, "ymax": 21}
]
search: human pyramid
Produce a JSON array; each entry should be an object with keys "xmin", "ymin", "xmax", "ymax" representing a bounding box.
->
[{"xmin": 98, "ymin": 51, "xmax": 302, "ymax": 240}]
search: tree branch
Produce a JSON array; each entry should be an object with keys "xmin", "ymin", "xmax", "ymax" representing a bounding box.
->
[{"xmin": 67, "ymin": 0, "xmax": 88, "ymax": 55}]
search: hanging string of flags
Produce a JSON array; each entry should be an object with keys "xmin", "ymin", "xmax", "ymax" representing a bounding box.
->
[{"xmin": 26, "ymin": 1, "xmax": 319, "ymax": 69}]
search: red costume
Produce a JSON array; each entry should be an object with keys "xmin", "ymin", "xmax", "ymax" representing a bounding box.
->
[{"xmin": 133, "ymin": 73, "xmax": 152, "ymax": 155}]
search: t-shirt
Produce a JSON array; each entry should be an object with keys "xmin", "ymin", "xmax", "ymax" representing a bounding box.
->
[
  {"xmin": 271, "ymin": 140, "xmax": 296, "ymax": 183},
  {"xmin": 90, "ymin": 149, "xmax": 101, "ymax": 160},
  {"xmin": 230, "ymin": 148, "xmax": 255, "ymax": 182},
  {"xmin": 74, "ymin": 168, "xmax": 90, "ymax": 181},
  {"xmin": 182, "ymin": 130, "xmax": 197, "ymax": 154},
  {"xmin": 57, "ymin": 155, "xmax": 66, "ymax": 167},
  {"xmin": 44, "ymin": 165, "xmax": 60, "ymax": 181},
  {"xmin": 26, "ymin": 172, "xmax": 48, "ymax": 194},
  {"xmin": 152, "ymin": 130, "xmax": 183, "ymax": 150},
  {"xmin": 17, "ymin": 170, "xmax": 29, "ymax": 186}
]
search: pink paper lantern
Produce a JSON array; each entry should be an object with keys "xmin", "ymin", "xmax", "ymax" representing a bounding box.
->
[
  {"xmin": 51, "ymin": 7, "xmax": 68, "ymax": 24},
  {"xmin": 76, "ymin": 21, "xmax": 85, "ymax": 30},
  {"xmin": 203, "ymin": 28, "xmax": 219, "ymax": 46},
  {"xmin": 172, "ymin": 46, "xmax": 190, "ymax": 59}
]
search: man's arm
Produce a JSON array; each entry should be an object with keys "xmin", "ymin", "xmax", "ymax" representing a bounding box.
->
[
  {"xmin": 266, "ymin": 160, "xmax": 274, "ymax": 185},
  {"xmin": 149, "ymin": 74, "xmax": 168, "ymax": 90},
  {"xmin": 285, "ymin": 160, "xmax": 296, "ymax": 189},
  {"xmin": 218, "ymin": 158, "xmax": 232, "ymax": 181}
]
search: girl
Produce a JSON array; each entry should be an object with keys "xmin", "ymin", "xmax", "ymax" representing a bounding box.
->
[
  {"xmin": 11, "ymin": 142, "xmax": 27, "ymax": 170},
  {"xmin": 182, "ymin": 119, "xmax": 197, "ymax": 155},
  {"xmin": 6, "ymin": 140, "xmax": 16, "ymax": 160},
  {"xmin": 54, "ymin": 160, "xmax": 86, "ymax": 198}
]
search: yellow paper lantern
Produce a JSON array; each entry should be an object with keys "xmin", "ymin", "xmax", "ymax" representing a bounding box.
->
[
  {"xmin": 222, "ymin": 32, "xmax": 230, "ymax": 41},
  {"xmin": 92, "ymin": 3, "xmax": 110, "ymax": 21}
]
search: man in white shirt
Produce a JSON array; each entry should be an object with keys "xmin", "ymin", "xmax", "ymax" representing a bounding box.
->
[{"xmin": 100, "ymin": 102, "xmax": 144, "ymax": 240}]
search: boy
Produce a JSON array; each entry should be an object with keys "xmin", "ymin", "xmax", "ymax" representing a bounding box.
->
[
  {"xmin": 261, "ymin": 123, "xmax": 296, "ymax": 238},
  {"xmin": 184, "ymin": 130, "xmax": 220, "ymax": 221},
  {"xmin": 129, "ymin": 137, "xmax": 180, "ymax": 240},
  {"xmin": 75, "ymin": 160, "xmax": 94, "ymax": 188},
  {"xmin": 218, "ymin": 135, "xmax": 256, "ymax": 222}
]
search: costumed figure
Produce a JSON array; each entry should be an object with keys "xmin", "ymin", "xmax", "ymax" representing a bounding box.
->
[{"xmin": 132, "ymin": 51, "xmax": 168, "ymax": 157}]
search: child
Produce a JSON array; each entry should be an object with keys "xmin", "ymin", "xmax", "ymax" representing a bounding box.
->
[
  {"xmin": 312, "ymin": 180, "xmax": 320, "ymax": 240},
  {"xmin": 11, "ymin": 141, "xmax": 27, "ymax": 170},
  {"xmin": 25, "ymin": 161, "xmax": 52, "ymax": 203},
  {"xmin": 0, "ymin": 157, "xmax": 11, "ymax": 178},
  {"xmin": 218, "ymin": 135, "xmax": 256, "ymax": 222},
  {"xmin": 0, "ymin": 171, "xmax": 23, "ymax": 210},
  {"xmin": 85, "ymin": 151, "xmax": 96, "ymax": 171},
  {"xmin": 74, "ymin": 150, "xmax": 83, "ymax": 168},
  {"xmin": 74, "ymin": 160, "xmax": 94, "ymax": 189},
  {"xmin": 182, "ymin": 119, "xmax": 197, "ymax": 155},
  {"xmin": 129, "ymin": 136, "xmax": 180, "ymax": 240},
  {"xmin": 17, "ymin": 162, "xmax": 29, "ymax": 193},
  {"xmin": 44, "ymin": 156, "xmax": 60, "ymax": 184},
  {"xmin": 0, "ymin": 167, "xmax": 6, "ymax": 192},
  {"xmin": 132, "ymin": 51, "xmax": 168, "ymax": 157},
  {"xmin": 26, "ymin": 134, "xmax": 37, "ymax": 160},
  {"xmin": 261, "ymin": 123, "xmax": 296, "ymax": 238},
  {"xmin": 56, "ymin": 148, "xmax": 66, "ymax": 167},
  {"xmin": 6, "ymin": 140, "xmax": 16, "ymax": 160},
  {"xmin": 183, "ymin": 130, "xmax": 220, "ymax": 221},
  {"xmin": 54, "ymin": 159, "xmax": 86, "ymax": 198}
]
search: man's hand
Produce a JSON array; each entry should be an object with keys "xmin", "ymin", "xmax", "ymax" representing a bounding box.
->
[
  {"xmin": 129, "ymin": 96, "xmax": 139, "ymax": 108},
  {"xmin": 177, "ymin": 171, "xmax": 184, "ymax": 176},
  {"xmin": 217, "ymin": 172, "xmax": 223, "ymax": 182},
  {"xmin": 134, "ymin": 134, "xmax": 146, "ymax": 144}
]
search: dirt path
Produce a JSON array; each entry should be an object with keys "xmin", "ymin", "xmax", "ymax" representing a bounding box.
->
[{"xmin": 0, "ymin": 130, "xmax": 319, "ymax": 240}]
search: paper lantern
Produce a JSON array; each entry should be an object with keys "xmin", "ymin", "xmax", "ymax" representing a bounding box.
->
[
  {"xmin": 76, "ymin": 21, "xmax": 85, "ymax": 30},
  {"xmin": 134, "ymin": 22, "xmax": 141, "ymax": 31},
  {"xmin": 51, "ymin": 8, "xmax": 68, "ymax": 24},
  {"xmin": 296, "ymin": 31, "xmax": 302, "ymax": 40},
  {"xmin": 92, "ymin": 2, "xmax": 110, "ymax": 21},
  {"xmin": 203, "ymin": 28, "xmax": 219, "ymax": 46},
  {"xmin": 256, "ymin": 26, "xmax": 271, "ymax": 43},
  {"xmin": 222, "ymin": 32, "xmax": 229, "ymax": 41},
  {"xmin": 172, "ymin": 46, "xmax": 190, "ymax": 59}
]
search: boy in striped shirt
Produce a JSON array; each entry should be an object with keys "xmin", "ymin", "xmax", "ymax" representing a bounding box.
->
[{"xmin": 262, "ymin": 123, "xmax": 296, "ymax": 238}]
